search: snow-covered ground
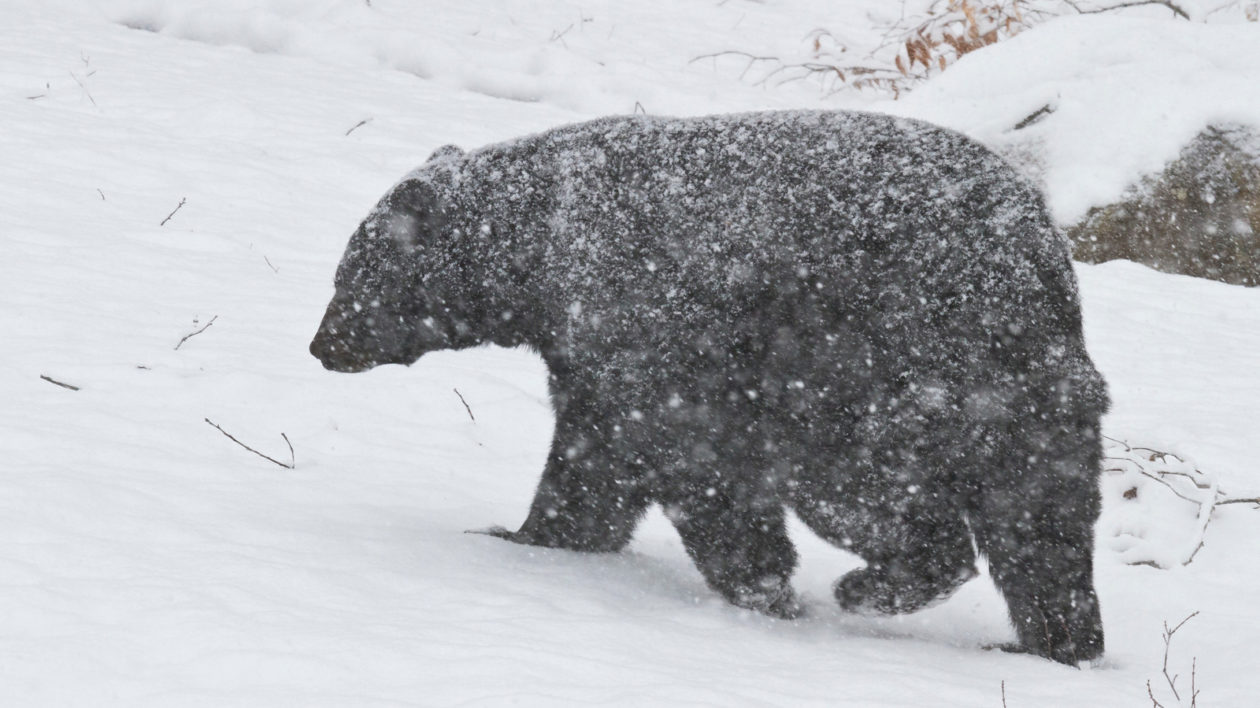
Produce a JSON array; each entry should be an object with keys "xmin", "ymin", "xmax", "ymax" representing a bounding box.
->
[{"xmin": 3, "ymin": 1, "xmax": 1258, "ymax": 705}]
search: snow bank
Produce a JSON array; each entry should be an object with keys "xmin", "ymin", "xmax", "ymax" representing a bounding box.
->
[
  {"xmin": 87, "ymin": 1, "xmax": 1260, "ymax": 224},
  {"xmin": 91, "ymin": 0, "xmax": 875, "ymax": 117},
  {"xmin": 895, "ymin": 14, "xmax": 1260, "ymax": 223}
]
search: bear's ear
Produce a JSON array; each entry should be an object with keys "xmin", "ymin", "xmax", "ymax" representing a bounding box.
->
[
  {"xmin": 426, "ymin": 144, "xmax": 464, "ymax": 163},
  {"xmin": 378, "ymin": 179, "xmax": 446, "ymax": 251}
]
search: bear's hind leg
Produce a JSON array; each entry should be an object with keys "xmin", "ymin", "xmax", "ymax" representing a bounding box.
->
[
  {"xmin": 663, "ymin": 480, "xmax": 802, "ymax": 619},
  {"xmin": 970, "ymin": 433, "xmax": 1105, "ymax": 665},
  {"xmin": 797, "ymin": 496, "xmax": 978, "ymax": 615}
]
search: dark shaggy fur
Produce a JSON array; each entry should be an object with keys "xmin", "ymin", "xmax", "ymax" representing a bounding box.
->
[{"xmin": 310, "ymin": 110, "xmax": 1109, "ymax": 664}]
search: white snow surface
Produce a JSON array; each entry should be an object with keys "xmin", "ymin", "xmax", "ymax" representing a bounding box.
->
[{"xmin": 3, "ymin": 1, "xmax": 1259, "ymax": 705}]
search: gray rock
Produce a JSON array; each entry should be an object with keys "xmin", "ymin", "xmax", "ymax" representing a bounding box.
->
[{"xmin": 1069, "ymin": 124, "xmax": 1260, "ymax": 286}]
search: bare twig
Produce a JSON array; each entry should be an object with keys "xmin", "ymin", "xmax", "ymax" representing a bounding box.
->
[
  {"xmin": 453, "ymin": 387, "xmax": 476, "ymax": 422},
  {"xmin": 205, "ymin": 418, "xmax": 295, "ymax": 469},
  {"xmin": 692, "ymin": 50, "xmax": 782, "ymax": 80},
  {"xmin": 40, "ymin": 374, "xmax": 80, "ymax": 391},
  {"xmin": 1183, "ymin": 539, "xmax": 1207, "ymax": 565},
  {"xmin": 1129, "ymin": 468, "xmax": 1205, "ymax": 505},
  {"xmin": 263, "ymin": 255, "xmax": 279, "ymax": 273},
  {"xmin": 96, "ymin": 188, "xmax": 106, "ymax": 201},
  {"xmin": 549, "ymin": 23, "xmax": 574, "ymax": 44},
  {"xmin": 1013, "ymin": 104, "xmax": 1054, "ymax": 130},
  {"xmin": 1001, "ymin": 680, "xmax": 1007, "ymax": 708},
  {"xmin": 345, "ymin": 118, "xmax": 372, "ymax": 136},
  {"xmin": 175, "ymin": 315, "xmax": 218, "ymax": 351},
  {"xmin": 160, "ymin": 197, "xmax": 186, "ymax": 226},
  {"xmin": 1102, "ymin": 435, "xmax": 1260, "ymax": 566},
  {"xmin": 1162, "ymin": 612, "xmax": 1199, "ymax": 702},
  {"xmin": 281, "ymin": 432, "xmax": 295, "ymax": 465},
  {"xmin": 692, "ymin": 49, "xmax": 897, "ymax": 95},
  {"xmin": 634, "ymin": 101, "xmax": 646, "ymax": 115},
  {"xmin": 67, "ymin": 71, "xmax": 96, "ymax": 107},
  {"xmin": 1191, "ymin": 656, "xmax": 1199, "ymax": 708},
  {"xmin": 1074, "ymin": 0, "xmax": 1190, "ymax": 20},
  {"xmin": 1103, "ymin": 434, "xmax": 1131, "ymax": 450},
  {"xmin": 1146, "ymin": 612, "xmax": 1201, "ymax": 705}
]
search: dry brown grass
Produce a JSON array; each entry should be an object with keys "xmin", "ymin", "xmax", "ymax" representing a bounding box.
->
[{"xmin": 894, "ymin": 1, "xmax": 1033, "ymax": 79}]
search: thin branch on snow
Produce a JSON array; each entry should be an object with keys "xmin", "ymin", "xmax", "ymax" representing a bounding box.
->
[
  {"xmin": 345, "ymin": 118, "xmax": 372, "ymax": 136},
  {"xmin": 1162, "ymin": 614, "xmax": 1191, "ymax": 702},
  {"xmin": 1131, "ymin": 469, "xmax": 1205, "ymax": 505},
  {"xmin": 691, "ymin": 50, "xmax": 781, "ymax": 81},
  {"xmin": 1071, "ymin": 0, "xmax": 1191, "ymax": 20},
  {"xmin": 160, "ymin": 197, "xmax": 186, "ymax": 226},
  {"xmin": 549, "ymin": 23, "xmax": 574, "ymax": 45},
  {"xmin": 175, "ymin": 315, "xmax": 218, "ymax": 351},
  {"xmin": 1191, "ymin": 657, "xmax": 1200, "ymax": 707},
  {"xmin": 1103, "ymin": 434, "xmax": 1132, "ymax": 451},
  {"xmin": 281, "ymin": 432, "xmax": 295, "ymax": 465},
  {"xmin": 1013, "ymin": 104, "xmax": 1055, "ymax": 130},
  {"xmin": 691, "ymin": 50, "xmax": 897, "ymax": 95},
  {"xmin": 67, "ymin": 71, "xmax": 97, "ymax": 107},
  {"xmin": 97, "ymin": 188, "xmax": 106, "ymax": 201},
  {"xmin": 1101, "ymin": 435, "xmax": 1244, "ymax": 567},
  {"xmin": 1147, "ymin": 611, "xmax": 1199, "ymax": 706},
  {"xmin": 205, "ymin": 418, "xmax": 296, "ymax": 469},
  {"xmin": 454, "ymin": 387, "xmax": 476, "ymax": 422},
  {"xmin": 263, "ymin": 255, "xmax": 279, "ymax": 273},
  {"xmin": 40, "ymin": 374, "xmax": 80, "ymax": 391},
  {"xmin": 1109, "ymin": 435, "xmax": 1258, "ymax": 512}
]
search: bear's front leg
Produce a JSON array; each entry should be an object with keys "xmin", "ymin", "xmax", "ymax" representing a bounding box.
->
[
  {"xmin": 663, "ymin": 482, "xmax": 802, "ymax": 620},
  {"xmin": 485, "ymin": 389, "xmax": 652, "ymax": 553}
]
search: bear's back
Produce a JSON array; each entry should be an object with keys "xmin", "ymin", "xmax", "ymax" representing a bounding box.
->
[
  {"xmin": 460, "ymin": 111, "xmax": 1058, "ymax": 308},
  {"xmin": 434, "ymin": 111, "xmax": 1086, "ymax": 398}
]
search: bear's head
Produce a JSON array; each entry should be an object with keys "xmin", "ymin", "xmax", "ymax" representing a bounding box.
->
[{"xmin": 310, "ymin": 172, "xmax": 486, "ymax": 373}]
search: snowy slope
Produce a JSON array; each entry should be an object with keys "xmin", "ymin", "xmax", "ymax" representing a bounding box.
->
[{"xmin": 3, "ymin": 1, "xmax": 1259, "ymax": 706}]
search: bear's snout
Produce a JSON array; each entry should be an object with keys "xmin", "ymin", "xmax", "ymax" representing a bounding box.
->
[{"xmin": 309, "ymin": 322, "xmax": 373, "ymax": 373}]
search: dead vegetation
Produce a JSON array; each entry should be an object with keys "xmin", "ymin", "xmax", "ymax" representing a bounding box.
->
[{"xmin": 699, "ymin": 0, "xmax": 1252, "ymax": 97}]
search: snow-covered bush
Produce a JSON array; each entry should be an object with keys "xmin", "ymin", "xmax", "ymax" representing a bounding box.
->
[{"xmin": 1099, "ymin": 436, "xmax": 1259, "ymax": 568}]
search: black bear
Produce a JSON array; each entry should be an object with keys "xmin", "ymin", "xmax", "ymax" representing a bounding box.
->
[{"xmin": 310, "ymin": 110, "xmax": 1108, "ymax": 665}]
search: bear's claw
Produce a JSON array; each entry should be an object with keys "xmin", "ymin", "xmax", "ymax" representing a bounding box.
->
[{"xmin": 729, "ymin": 580, "xmax": 805, "ymax": 620}]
